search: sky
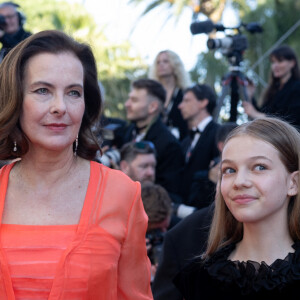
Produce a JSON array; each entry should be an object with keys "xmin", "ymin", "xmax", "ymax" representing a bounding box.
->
[{"xmin": 67, "ymin": 0, "xmax": 217, "ymax": 71}]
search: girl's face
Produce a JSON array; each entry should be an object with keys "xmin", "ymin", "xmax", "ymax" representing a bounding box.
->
[
  {"xmin": 221, "ymin": 135, "xmax": 298, "ymax": 225},
  {"xmin": 271, "ymin": 56, "xmax": 295, "ymax": 83}
]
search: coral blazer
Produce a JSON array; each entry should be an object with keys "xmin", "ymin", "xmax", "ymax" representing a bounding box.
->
[{"xmin": 0, "ymin": 161, "xmax": 153, "ymax": 299}]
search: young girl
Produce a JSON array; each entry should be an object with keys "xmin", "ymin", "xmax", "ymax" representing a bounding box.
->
[{"xmin": 174, "ymin": 117, "xmax": 300, "ymax": 299}]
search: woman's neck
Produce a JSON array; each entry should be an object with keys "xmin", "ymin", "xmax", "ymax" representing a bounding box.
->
[
  {"xmin": 279, "ymin": 72, "xmax": 292, "ymax": 88},
  {"xmin": 15, "ymin": 149, "xmax": 81, "ymax": 187}
]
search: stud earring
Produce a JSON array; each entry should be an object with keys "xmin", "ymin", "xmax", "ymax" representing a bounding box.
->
[
  {"xmin": 13, "ymin": 141, "xmax": 17, "ymax": 152},
  {"xmin": 74, "ymin": 135, "xmax": 78, "ymax": 156}
]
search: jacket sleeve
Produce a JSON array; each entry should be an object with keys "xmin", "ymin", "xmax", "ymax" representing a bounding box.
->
[{"xmin": 117, "ymin": 182, "xmax": 153, "ymax": 300}]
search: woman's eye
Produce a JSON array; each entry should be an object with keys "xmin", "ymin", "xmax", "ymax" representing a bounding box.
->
[
  {"xmin": 69, "ymin": 90, "xmax": 81, "ymax": 97},
  {"xmin": 35, "ymin": 88, "xmax": 48, "ymax": 95}
]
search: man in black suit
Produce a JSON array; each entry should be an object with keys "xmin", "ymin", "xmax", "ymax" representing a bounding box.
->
[
  {"xmin": 122, "ymin": 78, "xmax": 185, "ymax": 204},
  {"xmin": 178, "ymin": 84, "xmax": 220, "ymax": 208}
]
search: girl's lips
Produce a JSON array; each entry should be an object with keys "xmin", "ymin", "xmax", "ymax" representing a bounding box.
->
[{"xmin": 232, "ymin": 195, "xmax": 257, "ymax": 204}]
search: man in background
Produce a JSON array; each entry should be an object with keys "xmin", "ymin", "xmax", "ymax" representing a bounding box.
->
[
  {"xmin": 119, "ymin": 140, "xmax": 157, "ymax": 185},
  {"xmin": 0, "ymin": 2, "xmax": 31, "ymax": 62},
  {"xmin": 178, "ymin": 83, "xmax": 220, "ymax": 208},
  {"xmin": 121, "ymin": 78, "xmax": 184, "ymax": 204}
]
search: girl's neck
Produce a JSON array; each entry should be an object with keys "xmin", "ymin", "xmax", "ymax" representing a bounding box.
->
[{"xmin": 229, "ymin": 222, "xmax": 293, "ymax": 265}]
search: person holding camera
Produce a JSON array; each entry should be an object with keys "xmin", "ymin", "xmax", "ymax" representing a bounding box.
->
[
  {"xmin": 0, "ymin": 2, "xmax": 31, "ymax": 62},
  {"xmin": 141, "ymin": 182, "xmax": 173, "ymax": 283}
]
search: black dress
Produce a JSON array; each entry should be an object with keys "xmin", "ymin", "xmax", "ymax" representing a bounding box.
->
[
  {"xmin": 173, "ymin": 241, "xmax": 300, "ymax": 299},
  {"xmin": 164, "ymin": 88, "xmax": 188, "ymax": 140},
  {"xmin": 255, "ymin": 78, "xmax": 300, "ymax": 130}
]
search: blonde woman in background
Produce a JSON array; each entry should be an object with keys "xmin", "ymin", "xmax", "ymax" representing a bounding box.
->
[{"xmin": 149, "ymin": 50, "xmax": 192, "ymax": 140}]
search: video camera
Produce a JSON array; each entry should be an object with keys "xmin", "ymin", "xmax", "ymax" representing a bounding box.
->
[{"xmin": 190, "ymin": 19, "xmax": 263, "ymax": 65}]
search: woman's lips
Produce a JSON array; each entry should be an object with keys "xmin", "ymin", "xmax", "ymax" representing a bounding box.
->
[{"xmin": 45, "ymin": 123, "xmax": 67, "ymax": 130}]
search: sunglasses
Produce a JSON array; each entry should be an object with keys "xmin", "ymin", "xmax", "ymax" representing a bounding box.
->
[{"xmin": 133, "ymin": 141, "xmax": 155, "ymax": 151}]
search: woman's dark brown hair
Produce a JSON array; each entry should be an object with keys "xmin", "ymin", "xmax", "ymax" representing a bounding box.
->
[{"xmin": 0, "ymin": 30, "xmax": 102, "ymax": 160}]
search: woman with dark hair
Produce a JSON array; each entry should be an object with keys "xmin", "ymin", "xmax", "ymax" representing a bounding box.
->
[
  {"xmin": 0, "ymin": 30, "xmax": 152, "ymax": 299},
  {"xmin": 174, "ymin": 117, "xmax": 300, "ymax": 299},
  {"xmin": 243, "ymin": 45, "xmax": 300, "ymax": 129}
]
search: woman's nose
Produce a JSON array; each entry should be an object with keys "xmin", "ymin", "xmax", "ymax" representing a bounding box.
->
[{"xmin": 50, "ymin": 93, "xmax": 67, "ymax": 115}]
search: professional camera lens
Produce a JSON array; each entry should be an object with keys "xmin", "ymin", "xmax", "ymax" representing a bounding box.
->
[{"xmin": 207, "ymin": 37, "xmax": 233, "ymax": 50}]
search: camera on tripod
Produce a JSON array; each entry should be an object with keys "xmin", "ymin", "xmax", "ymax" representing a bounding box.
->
[
  {"xmin": 190, "ymin": 19, "xmax": 262, "ymax": 65},
  {"xmin": 190, "ymin": 18, "xmax": 263, "ymax": 122}
]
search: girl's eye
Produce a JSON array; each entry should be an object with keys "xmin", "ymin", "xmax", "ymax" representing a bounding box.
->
[
  {"xmin": 35, "ymin": 88, "xmax": 48, "ymax": 95},
  {"xmin": 222, "ymin": 167, "xmax": 235, "ymax": 174},
  {"xmin": 254, "ymin": 164, "xmax": 266, "ymax": 171}
]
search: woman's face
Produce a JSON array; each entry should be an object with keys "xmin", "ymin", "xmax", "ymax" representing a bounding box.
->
[
  {"xmin": 156, "ymin": 52, "xmax": 174, "ymax": 78},
  {"xmin": 20, "ymin": 52, "xmax": 85, "ymax": 154},
  {"xmin": 220, "ymin": 135, "xmax": 298, "ymax": 225},
  {"xmin": 271, "ymin": 56, "xmax": 295, "ymax": 82}
]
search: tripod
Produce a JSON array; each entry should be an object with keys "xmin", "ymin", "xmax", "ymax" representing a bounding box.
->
[{"xmin": 213, "ymin": 55, "xmax": 250, "ymax": 123}]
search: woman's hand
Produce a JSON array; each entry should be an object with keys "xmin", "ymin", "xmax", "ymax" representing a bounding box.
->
[{"xmin": 242, "ymin": 101, "xmax": 265, "ymax": 119}]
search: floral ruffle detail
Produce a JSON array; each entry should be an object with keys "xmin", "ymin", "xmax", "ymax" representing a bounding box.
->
[{"xmin": 204, "ymin": 241, "xmax": 300, "ymax": 295}]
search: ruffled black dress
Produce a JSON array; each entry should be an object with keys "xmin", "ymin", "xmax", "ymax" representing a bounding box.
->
[{"xmin": 173, "ymin": 241, "xmax": 300, "ymax": 299}]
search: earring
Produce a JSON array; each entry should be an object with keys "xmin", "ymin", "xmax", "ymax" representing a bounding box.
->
[
  {"xmin": 13, "ymin": 141, "xmax": 17, "ymax": 152},
  {"xmin": 74, "ymin": 135, "xmax": 78, "ymax": 156}
]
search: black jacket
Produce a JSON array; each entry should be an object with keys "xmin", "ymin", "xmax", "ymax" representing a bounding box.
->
[
  {"xmin": 180, "ymin": 120, "xmax": 220, "ymax": 203},
  {"xmin": 152, "ymin": 204, "xmax": 214, "ymax": 300},
  {"xmin": 0, "ymin": 27, "xmax": 31, "ymax": 61},
  {"xmin": 122, "ymin": 117, "xmax": 185, "ymax": 197}
]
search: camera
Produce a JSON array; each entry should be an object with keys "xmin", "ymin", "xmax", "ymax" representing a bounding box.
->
[
  {"xmin": 98, "ymin": 148, "xmax": 121, "ymax": 168},
  {"xmin": 190, "ymin": 19, "xmax": 262, "ymax": 64},
  {"xmin": 207, "ymin": 35, "xmax": 248, "ymax": 57},
  {"xmin": 0, "ymin": 15, "xmax": 7, "ymax": 30},
  {"xmin": 146, "ymin": 228, "xmax": 165, "ymax": 265}
]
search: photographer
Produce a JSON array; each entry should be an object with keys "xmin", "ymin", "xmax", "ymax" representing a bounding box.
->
[
  {"xmin": 141, "ymin": 182, "xmax": 172, "ymax": 283},
  {"xmin": 0, "ymin": 2, "xmax": 31, "ymax": 62}
]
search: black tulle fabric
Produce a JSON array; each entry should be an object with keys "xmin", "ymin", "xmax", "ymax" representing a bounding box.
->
[{"xmin": 202, "ymin": 241, "xmax": 300, "ymax": 295}]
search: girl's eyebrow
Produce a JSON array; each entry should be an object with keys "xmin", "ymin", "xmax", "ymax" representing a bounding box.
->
[{"xmin": 222, "ymin": 156, "xmax": 272, "ymax": 165}]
